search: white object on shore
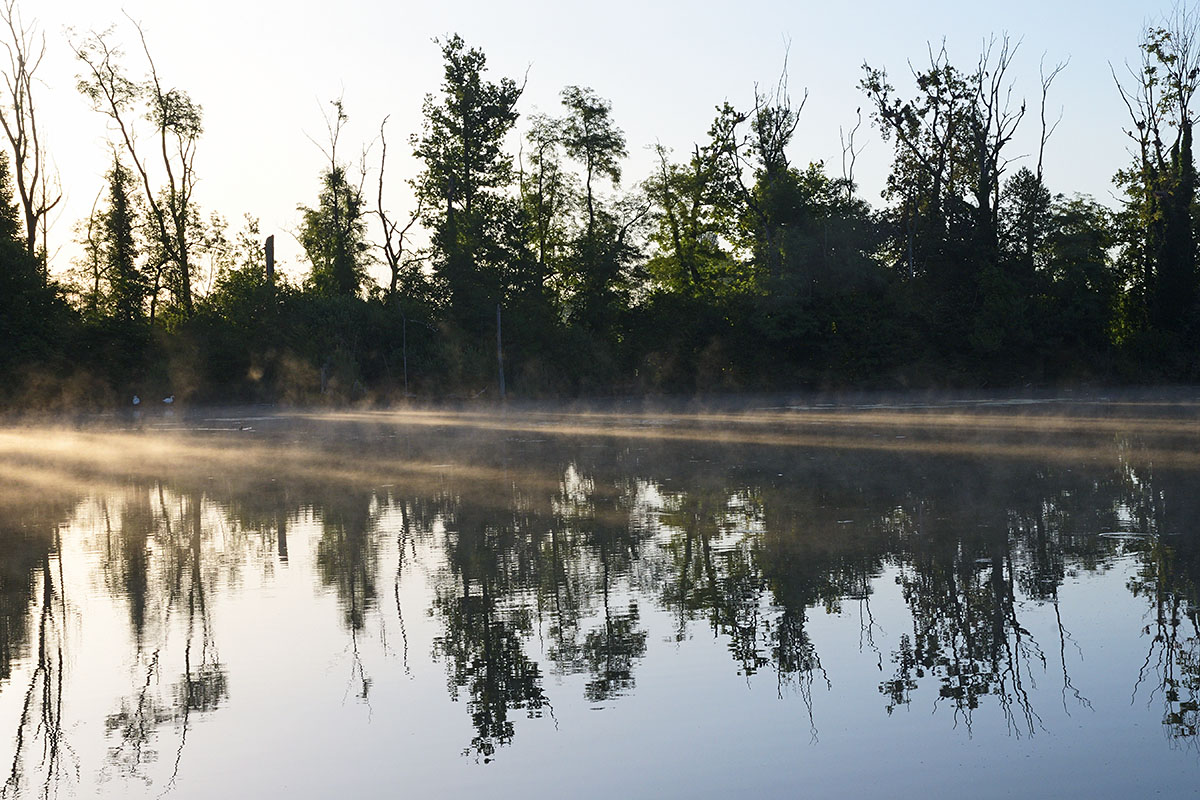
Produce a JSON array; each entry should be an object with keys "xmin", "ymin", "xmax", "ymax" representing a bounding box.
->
[{"xmin": 132, "ymin": 395, "xmax": 140, "ymax": 406}]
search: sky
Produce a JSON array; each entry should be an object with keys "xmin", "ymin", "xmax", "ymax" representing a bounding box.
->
[{"xmin": 25, "ymin": 0, "xmax": 1173, "ymax": 286}]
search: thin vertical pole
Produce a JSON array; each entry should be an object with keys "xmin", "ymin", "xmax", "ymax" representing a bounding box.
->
[
  {"xmin": 496, "ymin": 303, "xmax": 506, "ymax": 401},
  {"xmin": 265, "ymin": 235, "xmax": 275, "ymax": 283},
  {"xmin": 403, "ymin": 312, "xmax": 409, "ymax": 396}
]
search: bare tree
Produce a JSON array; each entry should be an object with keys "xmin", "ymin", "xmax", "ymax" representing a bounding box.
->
[
  {"xmin": 970, "ymin": 36, "xmax": 1027, "ymax": 251},
  {"xmin": 0, "ymin": 0, "xmax": 60, "ymax": 272},
  {"xmin": 375, "ymin": 116, "xmax": 422, "ymax": 301},
  {"xmin": 1036, "ymin": 55, "xmax": 1069, "ymax": 185},
  {"xmin": 839, "ymin": 107, "xmax": 866, "ymax": 202},
  {"xmin": 862, "ymin": 37, "xmax": 1029, "ymax": 265}
]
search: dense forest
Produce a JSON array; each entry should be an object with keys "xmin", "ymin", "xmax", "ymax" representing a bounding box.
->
[{"xmin": 1, "ymin": 8, "xmax": 1199, "ymax": 405}]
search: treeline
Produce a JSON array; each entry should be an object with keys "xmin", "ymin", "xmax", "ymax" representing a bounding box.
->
[{"xmin": 1, "ymin": 12, "xmax": 1199, "ymax": 405}]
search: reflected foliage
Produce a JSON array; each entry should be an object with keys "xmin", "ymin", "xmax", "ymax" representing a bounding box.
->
[{"xmin": 1, "ymin": 407, "xmax": 1200, "ymax": 784}]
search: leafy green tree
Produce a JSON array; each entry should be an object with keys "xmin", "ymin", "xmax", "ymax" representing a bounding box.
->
[
  {"xmin": 1114, "ymin": 12, "xmax": 1200, "ymax": 345},
  {"xmin": 518, "ymin": 113, "xmax": 574, "ymax": 299},
  {"xmin": 413, "ymin": 34, "xmax": 523, "ymax": 334},
  {"xmin": 102, "ymin": 155, "xmax": 146, "ymax": 323},
  {"xmin": 1041, "ymin": 195, "xmax": 1120, "ymax": 357},
  {"xmin": 557, "ymin": 86, "xmax": 646, "ymax": 336},
  {"xmin": 561, "ymin": 86, "xmax": 624, "ymax": 242},
  {"xmin": 862, "ymin": 40, "xmax": 1031, "ymax": 362},
  {"xmin": 999, "ymin": 166, "xmax": 1052, "ymax": 291},
  {"xmin": 644, "ymin": 140, "xmax": 747, "ymax": 298},
  {"xmin": 299, "ymin": 168, "xmax": 368, "ymax": 297},
  {"xmin": 0, "ymin": 146, "xmax": 65, "ymax": 388},
  {"xmin": 299, "ymin": 100, "xmax": 369, "ymax": 297}
]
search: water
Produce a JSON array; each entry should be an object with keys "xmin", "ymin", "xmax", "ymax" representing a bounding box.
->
[{"xmin": 1, "ymin": 398, "xmax": 1198, "ymax": 798}]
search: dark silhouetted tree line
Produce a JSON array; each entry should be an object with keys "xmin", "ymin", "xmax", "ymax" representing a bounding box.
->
[{"xmin": 4, "ymin": 12, "xmax": 1200, "ymax": 406}]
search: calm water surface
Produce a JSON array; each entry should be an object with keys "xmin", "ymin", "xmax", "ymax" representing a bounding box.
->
[{"xmin": 1, "ymin": 397, "xmax": 1199, "ymax": 798}]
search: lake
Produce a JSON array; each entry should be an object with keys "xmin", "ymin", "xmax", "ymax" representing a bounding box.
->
[{"xmin": 1, "ymin": 395, "xmax": 1198, "ymax": 798}]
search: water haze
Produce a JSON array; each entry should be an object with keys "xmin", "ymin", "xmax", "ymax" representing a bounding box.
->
[{"xmin": 0, "ymin": 392, "xmax": 1198, "ymax": 798}]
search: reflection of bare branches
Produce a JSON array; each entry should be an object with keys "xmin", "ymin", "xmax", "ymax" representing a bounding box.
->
[
  {"xmin": 96, "ymin": 491, "xmax": 228, "ymax": 798},
  {"xmin": 858, "ymin": 594, "xmax": 883, "ymax": 670},
  {"xmin": 1054, "ymin": 599, "xmax": 1091, "ymax": 713},
  {"xmin": 887, "ymin": 547, "xmax": 1046, "ymax": 738},
  {"xmin": 341, "ymin": 629, "xmax": 373, "ymax": 713},
  {"xmin": 772, "ymin": 619, "xmax": 829, "ymax": 744},
  {"xmin": 161, "ymin": 496, "xmax": 227, "ymax": 798},
  {"xmin": 3, "ymin": 550, "xmax": 77, "ymax": 800}
]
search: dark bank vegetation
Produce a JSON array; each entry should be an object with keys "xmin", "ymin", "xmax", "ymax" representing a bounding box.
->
[{"xmin": 3, "ymin": 8, "xmax": 1200, "ymax": 406}]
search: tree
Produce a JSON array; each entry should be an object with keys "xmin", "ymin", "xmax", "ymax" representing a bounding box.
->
[
  {"xmin": 644, "ymin": 141, "xmax": 745, "ymax": 297},
  {"xmin": 375, "ymin": 116, "xmax": 423, "ymax": 303},
  {"xmin": 413, "ymin": 34, "xmax": 523, "ymax": 333},
  {"xmin": 999, "ymin": 166, "xmax": 1052, "ymax": 289},
  {"xmin": 101, "ymin": 154, "xmax": 145, "ymax": 322},
  {"xmin": 861, "ymin": 39, "xmax": 1033, "ymax": 359},
  {"xmin": 72, "ymin": 21, "xmax": 203, "ymax": 318},
  {"xmin": 0, "ymin": 145, "xmax": 63, "ymax": 381},
  {"xmin": 560, "ymin": 86, "xmax": 625, "ymax": 242},
  {"xmin": 0, "ymin": 0, "xmax": 59, "ymax": 272},
  {"xmin": 703, "ymin": 65, "xmax": 808, "ymax": 290},
  {"xmin": 557, "ymin": 86, "xmax": 645, "ymax": 333},
  {"xmin": 1113, "ymin": 9, "xmax": 1200, "ymax": 342},
  {"xmin": 518, "ymin": 113, "xmax": 573, "ymax": 299},
  {"xmin": 299, "ymin": 100, "xmax": 369, "ymax": 297},
  {"xmin": 1041, "ymin": 195, "xmax": 1119, "ymax": 356}
]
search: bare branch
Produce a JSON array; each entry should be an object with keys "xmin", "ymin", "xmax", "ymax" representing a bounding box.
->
[
  {"xmin": 839, "ymin": 107, "xmax": 866, "ymax": 200},
  {"xmin": 0, "ymin": 0, "xmax": 59, "ymax": 268},
  {"xmin": 376, "ymin": 115, "xmax": 423, "ymax": 300},
  {"xmin": 1037, "ymin": 55, "xmax": 1069, "ymax": 184}
]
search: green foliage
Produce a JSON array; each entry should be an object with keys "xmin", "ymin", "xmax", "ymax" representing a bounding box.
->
[
  {"xmin": 103, "ymin": 156, "xmax": 147, "ymax": 322},
  {"xmin": 299, "ymin": 165, "xmax": 370, "ymax": 297},
  {"xmin": 73, "ymin": 27, "xmax": 206, "ymax": 318},
  {"xmin": 414, "ymin": 34, "xmax": 524, "ymax": 334},
  {"xmin": 644, "ymin": 142, "xmax": 749, "ymax": 298},
  {"xmin": 16, "ymin": 24, "xmax": 1200, "ymax": 405},
  {"xmin": 0, "ymin": 149, "xmax": 72, "ymax": 396}
]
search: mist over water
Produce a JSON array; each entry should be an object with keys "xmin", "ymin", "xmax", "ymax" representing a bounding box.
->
[{"xmin": 1, "ymin": 394, "xmax": 1198, "ymax": 798}]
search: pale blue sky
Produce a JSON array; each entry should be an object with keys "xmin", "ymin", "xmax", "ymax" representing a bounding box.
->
[{"xmin": 31, "ymin": 0, "xmax": 1166, "ymax": 283}]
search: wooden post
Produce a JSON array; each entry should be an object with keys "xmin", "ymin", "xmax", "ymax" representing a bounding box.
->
[
  {"xmin": 265, "ymin": 235, "xmax": 275, "ymax": 283},
  {"xmin": 402, "ymin": 312, "xmax": 409, "ymax": 397},
  {"xmin": 496, "ymin": 303, "xmax": 506, "ymax": 401}
]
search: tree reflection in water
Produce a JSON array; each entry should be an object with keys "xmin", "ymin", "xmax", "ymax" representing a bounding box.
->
[
  {"xmin": 3, "ymin": 544, "xmax": 73, "ymax": 800},
  {"xmin": 1, "ymin": 406, "xmax": 1200, "ymax": 785},
  {"xmin": 431, "ymin": 493, "xmax": 549, "ymax": 761},
  {"xmin": 100, "ymin": 487, "xmax": 228, "ymax": 791},
  {"xmin": 316, "ymin": 490, "xmax": 380, "ymax": 703},
  {"xmin": 1122, "ymin": 457, "xmax": 1200, "ymax": 748}
]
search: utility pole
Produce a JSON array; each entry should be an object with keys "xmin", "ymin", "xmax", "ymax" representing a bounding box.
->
[{"xmin": 265, "ymin": 235, "xmax": 275, "ymax": 283}]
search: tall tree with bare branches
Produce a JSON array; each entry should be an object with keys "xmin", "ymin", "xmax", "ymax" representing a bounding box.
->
[
  {"xmin": 71, "ymin": 19, "xmax": 203, "ymax": 319},
  {"xmin": 375, "ymin": 115, "xmax": 423, "ymax": 303},
  {"xmin": 862, "ymin": 38, "xmax": 1038, "ymax": 356},
  {"xmin": 0, "ymin": 0, "xmax": 60, "ymax": 274},
  {"xmin": 298, "ymin": 98, "xmax": 369, "ymax": 297}
]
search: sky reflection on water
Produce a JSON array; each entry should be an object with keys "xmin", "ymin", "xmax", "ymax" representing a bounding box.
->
[{"xmin": 0, "ymin": 401, "xmax": 1198, "ymax": 798}]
